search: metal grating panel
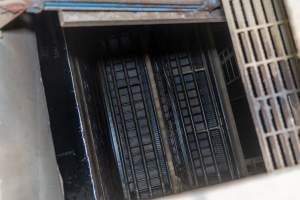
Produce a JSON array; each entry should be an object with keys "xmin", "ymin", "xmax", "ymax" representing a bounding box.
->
[
  {"xmin": 222, "ymin": 0, "xmax": 300, "ymax": 171},
  {"xmin": 155, "ymin": 49, "xmax": 237, "ymax": 187},
  {"xmin": 98, "ymin": 35, "xmax": 171, "ymax": 200}
]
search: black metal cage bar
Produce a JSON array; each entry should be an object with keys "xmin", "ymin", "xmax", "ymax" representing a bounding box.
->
[
  {"xmin": 154, "ymin": 50, "xmax": 237, "ymax": 187},
  {"xmin": 98, "ymin": 34, "xmax": 172, "ymax": 199}
]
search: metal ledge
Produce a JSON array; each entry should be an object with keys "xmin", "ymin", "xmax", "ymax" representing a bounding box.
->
[
  {"xmin": 30, "ymin": 0, "xmax": 221, "ymax": 12},
  {"xmin": 59, "ymin": 9, "xmax": 225, "ymax": 27}
]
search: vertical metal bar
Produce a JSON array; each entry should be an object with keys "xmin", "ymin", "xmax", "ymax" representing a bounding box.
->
[
  {"xmin": 144, "ymin": 54, "xmax": 182, "ymax": 193},
  {"xmin": 165, "ymin": 55, "xmax": 203, "ymax": 186},
  {"xmin": 185, "ymin": 52, "xmax": 223, "ymax": 182},
  {"xmin": 190, "ymin": 25, "xmax": 240, "ymax": 178},
  {"xmin": 130, "ymin": 56, "xmax": 167, "ymax": 196},
  {"xmin": 193, "ymin": 51, "xmax": 236, "ymax": 179},
  {"xmin": 158, "ymin": 62, "xmax": 195, "ymax": 186},
  {"xmin": 98, "ymin": 60, "xmax": 132, "ymax": 199},
  {"xmin": 176, "ymin": 54, "xmax": 215, "ymax": 184},
  {"xmin": 101, "ymin": 58, "xmax": 140, "ymax": 199},
  {"xmin": 120, "ymin": 56, "xmax": 154, "ymax": 197}
]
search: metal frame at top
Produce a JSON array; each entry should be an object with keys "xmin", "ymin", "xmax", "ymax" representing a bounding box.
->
[{"xmin": 27, "ymin": 0, "xmax": 220, "ymax": 12}]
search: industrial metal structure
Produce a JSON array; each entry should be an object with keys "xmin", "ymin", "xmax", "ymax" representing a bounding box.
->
[{"xmin": 1, "ymin": 0, "xmax": 300, "ymax": 200}]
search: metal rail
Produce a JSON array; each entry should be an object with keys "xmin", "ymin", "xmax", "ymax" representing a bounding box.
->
[{"xmin": 28, "ymin": 0, "xmax": 221, "ymax": 13}]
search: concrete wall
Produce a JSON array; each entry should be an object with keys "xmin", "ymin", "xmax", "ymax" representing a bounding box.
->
[
  {"xmin": 0, "ymin": 24, "xmax": 64, "ymax": 199},
  {"xmin": 158, "ymin": 166, "xmax": 300, "ymax": 200},
  {"xmin": 285, "ymin": 0, "xmax": 300, "ymax": 56}
]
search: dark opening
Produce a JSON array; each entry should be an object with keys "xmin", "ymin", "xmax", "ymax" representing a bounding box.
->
[{"xmin": 35, "ymin": 13, "xmax": 264, "ymax": 200}]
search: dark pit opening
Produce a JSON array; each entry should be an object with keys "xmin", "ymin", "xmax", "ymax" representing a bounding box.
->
[{"xmin": 35, "ymin": 12, "xmax": 264, "ymax": 200}]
